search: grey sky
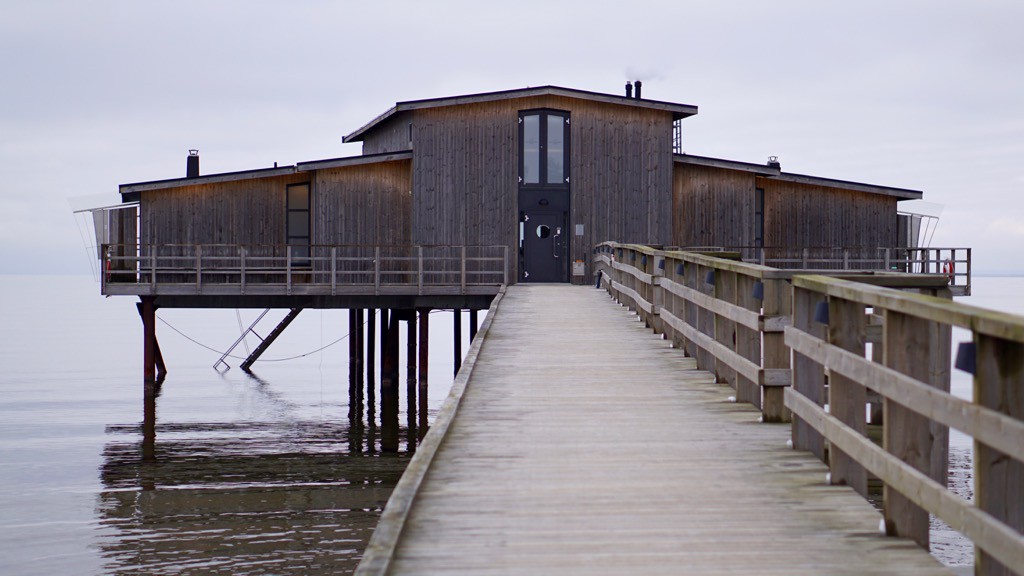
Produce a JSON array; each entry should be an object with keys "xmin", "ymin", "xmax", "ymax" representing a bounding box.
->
[{"xmin": 3, "ymin": 0, "xmax": 1022, "ymax": 274}]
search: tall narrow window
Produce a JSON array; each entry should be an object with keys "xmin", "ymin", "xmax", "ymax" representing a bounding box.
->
[
  {"xmin": 286, "ymin": 183, "xmax": 310, "ymax": 263},
  {"xmin": 519, "ymin": 110, "xmax": 569, "ymax": 188}
]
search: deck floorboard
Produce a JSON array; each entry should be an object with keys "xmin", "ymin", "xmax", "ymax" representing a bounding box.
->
[{"xmin": 387, "ymin": 284, "xmax": 952, "ymax": 575}]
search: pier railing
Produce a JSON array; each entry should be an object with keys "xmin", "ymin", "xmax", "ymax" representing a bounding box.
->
[
  {"xmin": 683, "ymin": 245, "xmax": 971, "ymax": 296},
  {"xmin": 101, "ymin": 243, "xmax": 509, "ymax": 297},
  {"xmin": 594, "ymin": 241, "xmax": 1024, "ymax": 574},
  {"xmin": 787, "ymin": 275, "xmax": 1024, "ymax": 575}
]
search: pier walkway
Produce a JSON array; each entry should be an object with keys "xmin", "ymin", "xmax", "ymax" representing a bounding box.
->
[{"xmin": 359, "ymin": 284, "xmax": 951, "ymax": 575}]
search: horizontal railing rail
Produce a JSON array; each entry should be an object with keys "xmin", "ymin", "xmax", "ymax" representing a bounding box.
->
[
  {"xmin": 676, "ymin": 245, "xmax": 972, "ymax": 296},
  {"xmin": 595, "ymin": 240, "xmax": 1020, "ymax": 575},
  {"xmin": 101, "ymin": 243, "xmax": 509, "ymax": 296},
  {"xmin": 786, "ymin": 275, "xmax": 1024, "ymax": 576}
]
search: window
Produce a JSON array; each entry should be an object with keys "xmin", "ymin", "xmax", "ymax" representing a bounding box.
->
[
  {"xmin": 519, "ymin": 110, "xmax": 569, "ymax": 188},
  {"xmin": 286, "ymin": 183, "xmax": 310, "ymax": 262}
]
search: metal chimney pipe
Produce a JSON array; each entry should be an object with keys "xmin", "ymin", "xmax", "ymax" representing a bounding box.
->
[
  {"xmin": 186, "ymin": 149, "xmax": 200, "ymax": 178},
  {"xmin": 634, "ymin": 80, "xmax": 642, "ymax": 99},
  {"xmin": 625, "ymin": 81, "xmax": 633, "ymax": 98}
]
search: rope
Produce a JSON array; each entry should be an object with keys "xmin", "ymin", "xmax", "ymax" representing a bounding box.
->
[{"xmin": 157, "ymin": 314, "xmax": 355, "ymax": 363}]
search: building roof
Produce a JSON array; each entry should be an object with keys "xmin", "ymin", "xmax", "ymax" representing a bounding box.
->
[
  {"xmin": 674, "ymin": 153, "xmax": 923, "ymax": 200},
  {"xmin": 674, "ymin": 153, "xmax": 780, "ymax": 176},
  {"xmin": 772, "ymin": 172, "xmax": 923, "ymax": 200},
  {"xmin": 118, "ymin": 151, "xmax": 412, "ymax": 201},
  {"xmin": 343, "ymin": 85, "xmax": 699, "ymax": 143}
]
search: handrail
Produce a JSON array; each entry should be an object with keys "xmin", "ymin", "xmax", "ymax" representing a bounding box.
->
[
  {"xmin": 786, "ymin": 274, "xmax": 1024, "ymax": 575},
  {"xmin": 100, "ymin": 243, "xmax": 509, "ymax": 297},
  {"xmin": 594, "ymin": 241, "xmax": 1020, "ymax": 573}
]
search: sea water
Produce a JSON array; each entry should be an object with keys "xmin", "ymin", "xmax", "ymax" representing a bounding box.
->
[{"xmin": 0, "ymin": 275, "xmax": 465, "ymax": 575}]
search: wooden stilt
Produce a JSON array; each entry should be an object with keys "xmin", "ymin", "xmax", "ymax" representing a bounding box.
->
[
  {"xmin": 381, "ymin": 310, "xmax": 400, "ymax": 453},
  {"xmin": 418, "ymin": 308, "xmax": 430, "ymax": 438},
  {"xmin": 453, "ymin": 308, "xmax": 462, "ymax": 376},
  {"xmin": 141, "ymin": 296, "xmax": 156, "ymax": 382},
  {"xmin": 348, "ymin": 308, "xmax": 357, "ymax": 398},
  {"xmin": 356, "ymin": 309, "xmax": 364, "ymax": 393},
  {"xmin": 407, "ymin": 313, "xmax": 418, "ymax": 448},
  {"xmin": 368, "ymin": 308, "xmax": 376, "ymax": 387},
  {"xmin": 137, "ymin": 299, "xmax": 167, "ymax": 377},
  {"xmin": 469, "ymin": 309, "xmax": 478, "ymax": 341}
]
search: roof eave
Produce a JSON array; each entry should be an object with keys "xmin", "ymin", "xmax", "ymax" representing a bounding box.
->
[
  {"xmin": 769, "ymin": 172, "xmax": 924, "ymax": 200},
  {"xmin": 344, "ymin": 85, "xmax": 698, "ymax": 143}
]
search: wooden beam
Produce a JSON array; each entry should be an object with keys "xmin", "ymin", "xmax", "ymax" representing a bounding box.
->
[{"xmin": 827, "ymin": 297, "xmax": 867, "ymax": 497}]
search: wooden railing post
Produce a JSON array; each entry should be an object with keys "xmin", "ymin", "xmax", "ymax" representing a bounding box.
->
[
  {"xmin": 791, "ymin": 285, "xmax": 826, "ymax": 459},
  {"xmin": 418, "ymin": 246, "xmax": 424, "ymax": 295},
  {"xmin": 149, "ymin": 245, "xmax": 156, "ymax": 288},
  {"xmin": 714, "ymin": 268, "xmax": 737, "ymax": 387},
  {"xmin": 761, "ymin": 278, "xmax": 791, "ymax": 422},
  {"xmin": 827, "ymin": 297, "xmax": 868, "ymax": 497},
  {"xmin": 651, "ymin": 251, "xmax": 664, "ymax": 336},
  {"xmin": 683, "ymin": 257, "xmax": 699, "ymax": 359},
  {"xmin": 735, "ymin": 273, "xmax": 761, "ymax": 408},
  {"xmin": 196, "ymin": 244, "xmax": 203, "ymax": 294},
  {"xmin": 881, "ymin": 310, "xmax": 948, "ymax": 548},
  {"xmin": 974, "ymin": 333, "xmax": 1024, "ymax": 576},
  {"xmin": 286, "ymin": 247, "xmax": 292, "ymax": 296},
  {"xmin": 241, "ymin": 246, "xmax": 247, "ymax": 295},
  {"xmin": 460, "ymin": 246, "xmax": 467, "ymax": 293},
  {"xmin": 374, "ymin": 246, "xmax": 381, "ymax": 296},
  {"xmin": 330, "ymin": 246, "xmax": 337, "ymax": 296}
]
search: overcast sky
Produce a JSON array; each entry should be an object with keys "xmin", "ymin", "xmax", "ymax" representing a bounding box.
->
[{"xmin": 3, "ymin": 0, "xmax": 1022, "ymax": 275}]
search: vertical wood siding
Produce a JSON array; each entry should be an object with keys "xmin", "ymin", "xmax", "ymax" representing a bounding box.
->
[
  {"xmin": 757, "ymin": 177, "xmax": 897, "ymax": 247},
  {"xmin": 140, "ymin": 173, "xmax": 310, "ymax": 246},
  {"xmin": 409, "ymin": 95, "xmax": 673, "ymax": 282},
  {"xmin": 361, "ymin": 113, "xmax": 413, "ymax": 155},
  {"xmin": 672, "ymin": 164, "xmax": 756, "ymax": 247},
  {"xmin": 313, "ymin": 160, "xmax": 412, "ymax": 246}
]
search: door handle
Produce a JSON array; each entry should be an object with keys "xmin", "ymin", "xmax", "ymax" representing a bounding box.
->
[{"xmin": 553, "ymin": 227, "xmax": 561, "ymax": 258}]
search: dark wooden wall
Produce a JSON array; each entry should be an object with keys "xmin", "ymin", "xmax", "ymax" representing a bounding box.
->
[
  {"xmin": 757, "ymin": 177, "xmax": 897, "ymax": 247},
  {"xmin": 406, "ymin": 95, "xmax": 674, "ymax": 282},
  {"xmin": 672, "ymin": 164, "xmax": 756, "ymax": 247},
  {"xmin": 313, "ymin": 160, "xmax": 412, "ymax": 245},
  {"xmin": 140, "ymin": 173, "xmax": 309, "ymax": 246},
  {"xmin": 361, "ymin": 114, "xmax": 413, "ymax": 155}
]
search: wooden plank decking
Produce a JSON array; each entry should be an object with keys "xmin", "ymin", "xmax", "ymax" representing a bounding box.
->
[{"xmin": 366, "ymin": 284, "xmax": 953, "ymax": 575}]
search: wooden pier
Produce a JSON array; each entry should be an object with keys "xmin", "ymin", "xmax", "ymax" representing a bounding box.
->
[{"xmin": 357, "ymin": 284, "xmax": 953, "ymax": 575}]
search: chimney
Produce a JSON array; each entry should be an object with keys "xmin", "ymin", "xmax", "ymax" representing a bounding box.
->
[
  {"xmin": 634, "ymin": 80, "xmax": 642, "ymax": 99},
  {"xmin": 767, "ymin": 155, "xmax": 781, "ymax": 169},
  {"xmin": 186, "ymin": 149, "xmax": 200, "ymax": 178},
  {"xmin": 625, "ymin": 81, "xmax": 633, "ymax": 98}
]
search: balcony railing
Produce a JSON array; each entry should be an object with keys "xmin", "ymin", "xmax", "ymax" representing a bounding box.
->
[
  {"xmin": 101, "ymin": 243, "xmax": 509, "ymax": 297},
  {"xmin": 678, "ymin": 246, "xmax": 971, "ymax": 296}
]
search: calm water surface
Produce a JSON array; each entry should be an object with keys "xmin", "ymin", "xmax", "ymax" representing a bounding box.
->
[
  {"xmin": 1, "ymin": 275, "xmax": 1021, "ymax": 573},
  {"xmin": 0, "ymin": 275, "xmax": 463, "ymax": 575}
]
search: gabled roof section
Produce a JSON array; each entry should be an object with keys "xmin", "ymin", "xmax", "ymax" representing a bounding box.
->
[
  {"xmin": 120, "ymin": 166, "xmax": 297, "ymax": 197},
  {"xmin": 343, "ymin": 85, "xmax": 699, "ymax": 143},
  {"xmin": 119, "ymin": 151, "xmax": 414, "ymax": 201},
  {"xmin": 674, "ymin": 153, "xmax": 780, "ymax": 176},
  {"xmin": 296, "ymin": 151, "xmax": 411, "ymax": 171},
  {"xmin": 772, "ymin": 172, "xmax": 923, "ymax": 200}
]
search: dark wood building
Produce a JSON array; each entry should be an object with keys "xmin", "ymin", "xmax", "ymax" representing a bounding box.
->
[{"xmin": 109, "ymin": 84, "xmax": 924, "ymax": 290}]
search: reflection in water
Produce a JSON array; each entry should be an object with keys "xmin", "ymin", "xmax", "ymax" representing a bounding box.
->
[{"xmin": 97, "ymin": 372, "xmax": 416, "ymax": 575}]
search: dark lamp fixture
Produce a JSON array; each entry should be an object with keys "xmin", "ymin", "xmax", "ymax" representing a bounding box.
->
[
  {"xmin": 955, "ymin": 342, "xmax": 977, "ymax": 375},
  {"xmin": 752, "ymin": 281, "xmax": 765, "ymax": 301},
  {"xmin": 705, "ymin": 270, "xmax": 715, "ymax": 286},
  {"xmin": 657, "ymin": 259, "xmax": 665, "ymax": 270},
  {"xmin": 641, "ymin": 254, "xmax": 648, "ymax": 267},
  {"xmin": 814, "ymin": 301, "xmax": 830, "ymax": 325},
  {"xmin": 676, "ymin": 263, "xmax": 685, "ymax": 275}
]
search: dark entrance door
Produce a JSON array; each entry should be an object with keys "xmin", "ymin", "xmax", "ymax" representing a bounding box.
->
[
  {"xmin": 518, "ymin": 109, "xmax": 570, "ymax": 282},
  {"xmin": 521, "ymin": 210, "xmax": 566, "ymax": 282}
]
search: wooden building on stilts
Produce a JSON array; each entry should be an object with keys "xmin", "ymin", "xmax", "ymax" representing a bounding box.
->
[{"xmin": 87, "ymin": 82, "xmax": 967, "ymax": 445}]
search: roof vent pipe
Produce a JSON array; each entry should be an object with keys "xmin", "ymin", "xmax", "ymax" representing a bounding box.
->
[
  {"xmin": 767, "ymin": 155, "xmax": 781, "ymax": 169},
  {"xmin": 625, "ymin": 81, "xmax": 633, "ymax": 98},
  {"xmin": 186, "ymin": 149, "xmax": 200, "ymax": 178},
  {"xmin": 634, "ymin": 80, "xmax": 642, "ymax": 99}
]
